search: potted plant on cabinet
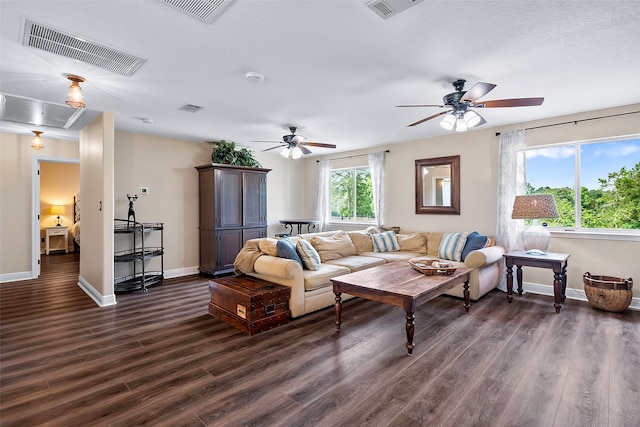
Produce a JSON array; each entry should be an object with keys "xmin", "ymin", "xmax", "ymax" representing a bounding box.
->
[{"xmin": 209, "ymin": 140, "xmax": 261, "ymax": 168}]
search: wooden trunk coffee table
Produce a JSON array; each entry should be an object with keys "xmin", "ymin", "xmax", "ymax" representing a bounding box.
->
[{"xmin": 332, "ymin": 261, "xmax": 472, "ymax": 355}]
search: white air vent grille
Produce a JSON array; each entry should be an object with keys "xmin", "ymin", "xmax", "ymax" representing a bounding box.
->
[
  {"xmin": 178, "ymin": 104, "xmax": 204, "ymax": 113},
  {"xmin": 22, "ymin": 20, "xmax": 146, "ymax": 76},
  {"xmin": 366, "ymin": 0, "xmax": 425, "ymax": 19},
  {"xmin": 157, "ymin": 0, "xmax": 234, "ymax": 24},
  {"xmin": 1, "ymin": 93, "xmax": 85, "ymax": 129}
]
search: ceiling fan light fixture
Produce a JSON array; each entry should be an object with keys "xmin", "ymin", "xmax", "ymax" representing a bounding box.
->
[
  {"xmin": 31, "ymin": 130, "xmax": 44, "ymax": 150},
  {"xmin": 280, "ymin": 147, "xmax": 290, "ymax": 158},
  {"xmin": 291, "ymin": 146, "xmax": 303, "ymax": 159},
  {"xmin": 440, "ymin": 113, "xmax": 456, "ymax": 130},
  {"xmin": 66, "ymin": 75, "xmax": 86, "ymax": 109},
  {"xmin": 455, "ymin": 115, "xmax": 468, "ymax": 132},
  {"xmin": 464, "ymin": 110, "xmax": 481, "ymax": 127}
]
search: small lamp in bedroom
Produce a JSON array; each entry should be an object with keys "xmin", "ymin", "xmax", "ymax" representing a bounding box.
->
[
  {"xmin": 50, "ymin": 205, "xmax": 66, "ymax": 227},
  {"xmin": 511, "ymin": 194, "xmax": 559, "ymax": 255}
]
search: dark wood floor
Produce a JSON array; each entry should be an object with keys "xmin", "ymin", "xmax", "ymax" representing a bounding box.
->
[{"xmin": 1, "ymin": 253, "xmax": 639, "ymax": 426}]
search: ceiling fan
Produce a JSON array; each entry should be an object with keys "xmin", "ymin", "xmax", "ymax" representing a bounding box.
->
[
  {"xmin": 397, "ymin": 79, "xmax": 544, "ymax": 131},
  {"xmin": 253, "ymin": 126, "xmax": 336, "ymax": 159}
]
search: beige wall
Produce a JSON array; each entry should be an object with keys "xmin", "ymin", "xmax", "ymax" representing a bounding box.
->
[
  {"xmin": 40, "ymin": 162, "xmax": 80, "ymax": 251},
  {"xmin": 302, "ymin": 104, "xmax": 640, "ymax": 297},
  {"xmin": 0, "ymin": 132, "xmax": 79, "ymax": 277}
]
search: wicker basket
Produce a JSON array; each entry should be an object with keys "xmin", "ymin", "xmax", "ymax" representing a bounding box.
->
[
  {"xmin": 409, "ymin": 258, "xmax": 457, "ymax": 276},
  {"xmin": 583, "ymin": 272, "xmax": 633, "ymax": 312}
]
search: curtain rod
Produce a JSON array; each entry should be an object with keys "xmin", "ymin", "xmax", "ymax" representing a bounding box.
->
[
  {"xmin": 495, "ymin": 110, "xmax": 640, "ymax": 136},
  {"xmin": 316, "ymin": 149, "xmax": 389, "ymax": 162}
]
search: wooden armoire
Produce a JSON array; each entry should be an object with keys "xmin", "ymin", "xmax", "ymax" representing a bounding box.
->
[{"xmin": 195, "ymin": 163, "xmax": 271, "ymax": 276}]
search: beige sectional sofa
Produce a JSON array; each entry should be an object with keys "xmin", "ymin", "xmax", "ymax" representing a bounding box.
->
[{"xmin": 234, "ymin": 229, "xmax": 505, "ymax": 318}]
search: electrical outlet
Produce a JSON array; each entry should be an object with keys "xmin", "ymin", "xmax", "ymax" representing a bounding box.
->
[{"xmin": 139, "ymin": 187, "xmax": 149, "ymax": 195}]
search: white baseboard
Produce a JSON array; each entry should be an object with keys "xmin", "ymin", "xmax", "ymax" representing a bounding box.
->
[
  {"xmin": 523, "ymin": 281, "xmax": 639, "ymax": 311},
  {"xmin": 78, "ymin": 275, "xmax": 117, "ymax": 307},
  {"xmin": 165, "ymin": 266, "xmax": 199, "ymax": 279},
  {"xmin": 0, "ymin": 271, "xmax": 34, "ymax": 283}
]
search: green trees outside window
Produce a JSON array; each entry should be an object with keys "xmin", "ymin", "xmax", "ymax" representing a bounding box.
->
[{"xmin": 330, "ymin": 168, "xmax": 374, "ymax": 222}]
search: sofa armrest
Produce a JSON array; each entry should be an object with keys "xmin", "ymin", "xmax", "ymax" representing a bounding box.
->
[
  {"xmin": 251, "ymin": 255, "xmax": 306, "ymax": 318},
  {"xmin": 464, "ymin": 245, "xmax": 505, "ymax": 269}
]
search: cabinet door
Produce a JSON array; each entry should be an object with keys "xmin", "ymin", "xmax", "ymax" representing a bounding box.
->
[
  {"xmin": 243, "ymin": 227, "xmax": 267, "ymax": 242},
  {"xmin": 215, "ymin": 168, "xmax": 243, "ymax": 228},
  {"xmin": 199, "ymin": 229, "xmax": 217, "ymax": 275},
  {"xmin": 217, "ymin": 229, "xmax": 243, "ymax": 273},
  {"xmin": 243, "ymin": 171, "xmax": 267, "ymax": 227},
  {"xmin": 199, "ymin": 168, "xmax": 216, "ymax": 229}
]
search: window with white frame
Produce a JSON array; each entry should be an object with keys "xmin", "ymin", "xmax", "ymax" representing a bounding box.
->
[
  {"xmin": 330, "ymin": 167, "xmax": 375, "ymax": 222},
  {"xmin": 525, "ymin": 135, "xmax": 640, "ymax": 231}
]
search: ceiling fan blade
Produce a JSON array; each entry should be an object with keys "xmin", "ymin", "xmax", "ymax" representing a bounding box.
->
[
  {"xmin": 263, "ymin": 144, "xmax": 285, "ymax": 152},
  {"xmin": 291, "ymin": 135, "xmax": 306, "ymax": 143},
  {"xmin": 460, "ymin": 82, "xmax": 497, "ymax": 102},
  {"xmin": 298, "ymin": 145, "xmax": 312, "ymax": 155},
  {"xmin": 407, "ymin": 110, "xmax": 449, "ymax": 127},
  {"xmin": 395, "ymin": 104, "xmax": 445, "ymax": 108},
  {"xmin": 473, "ymin": 97, "xmax": 544, "ymax": 108},
  {"xmin": 303, "ymin": 142, "xmax": 336, "ymax": 149}
]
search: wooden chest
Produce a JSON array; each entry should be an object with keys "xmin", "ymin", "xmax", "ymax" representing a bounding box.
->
[{"xmin": 208, "ymin": 275, "xmax": 291, "ymax": 336}]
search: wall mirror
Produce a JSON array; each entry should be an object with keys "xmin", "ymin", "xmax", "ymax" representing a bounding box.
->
[{"xmin": 415, "ymin": 155, "xmax": 460, "ymax": 215}]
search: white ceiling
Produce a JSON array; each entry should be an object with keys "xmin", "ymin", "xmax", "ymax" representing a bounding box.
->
[{"xmin": 1, "ymin": 0, "xmax": 639, "ymax": 156}]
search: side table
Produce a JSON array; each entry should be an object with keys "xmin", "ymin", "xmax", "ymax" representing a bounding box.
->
[
  {"xmin": 503, "ymin": 251, "xmax": 570, "ymax": 313},
  {"xmin": 45, "ymin": 226, "xmax": 69, "ymax": 255}
]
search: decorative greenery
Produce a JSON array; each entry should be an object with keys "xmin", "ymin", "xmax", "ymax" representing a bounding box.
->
[{"xmin": 208, "ymin": 140, "xmax": 261, "ymax": 168}]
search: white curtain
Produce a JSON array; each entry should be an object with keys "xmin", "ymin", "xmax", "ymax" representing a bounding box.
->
[
  {"xmin": 314, "ymin": 160, "xmax": 331, "ymax": 231},
  {"xmin": 368, "ymin": 151, "xmax": 385, "ymax": 227},
  {"xmin": 496, "ymin": 130, "xmax": 526, "ymax": 291}
]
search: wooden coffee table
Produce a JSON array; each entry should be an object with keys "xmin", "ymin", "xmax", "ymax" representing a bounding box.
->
[{"xmin": 332, "ymin": 262, "xmax": 472, "ymax": 355}]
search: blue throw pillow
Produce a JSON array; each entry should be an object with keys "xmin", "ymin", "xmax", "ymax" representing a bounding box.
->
[
  {"xmin": 461, "ymin": 231, "xmax": 489, "ymax": 261},
  {"xmin": 276, "ymin": 237, "xmax": 303, "ymax": 266},
  {"xmin": 371, "ymin": 231, "xmax": 400, "ymax": 252},
  {"xmin": 438, "ymin": 232, "xmax": 470, "ymax": 261}
]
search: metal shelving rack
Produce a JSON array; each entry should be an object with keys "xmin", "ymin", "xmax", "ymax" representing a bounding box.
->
[{"xmin": 114, "ymin": 219, "xmax": 164, "ymax": 292}]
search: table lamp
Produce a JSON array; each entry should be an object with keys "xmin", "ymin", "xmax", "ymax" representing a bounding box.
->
[
  {"xmin": 50, "ymin": 205, "xmax": 66, "ymax": 226},
  {"xmin": 511, "ymin": 194, "xmax": 559, "ymax": 255}
]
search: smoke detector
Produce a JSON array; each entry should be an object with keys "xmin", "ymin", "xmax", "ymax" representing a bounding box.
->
[{"xmin": 245, "ymin": 72, "xmax": 264, "ymax": 83}]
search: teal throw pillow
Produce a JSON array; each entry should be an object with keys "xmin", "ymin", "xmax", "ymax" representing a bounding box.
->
[
  {"xmin": 276, "ymin": 237, "xmax": 303, "ymax": 266},
  {"xmin": 461, "ymin": 231, "xmax": 489, "ymax": 261},
  {"xmin": 438, "ymin": 232, "xmax": 470, "ymax": 261},
  {"xmin": 371, "ymin": 231, "xmax": 400, "ymax": 252},
  {"xmin": 296, "ymin": 239, "xmax": 321, "ymax": 271}
]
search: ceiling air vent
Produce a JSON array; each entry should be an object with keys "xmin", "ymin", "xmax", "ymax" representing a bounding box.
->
[
  {"xmin": 157, "ymin": 0, "xmax": 235, "ymax": 24},
  {"xmin": 0, "ymin": 93, "xmax": 85, "ymax": 129},
  {"xmin": 366, "ymin": 0, "xmax": 425, "ymax": 19},
  {"xmin": 22, "ymin": 19, "xmax": 146, "ymax": 76},
  {"xmin": 178, "ymin": 104, "xmax": 204, "ymax": 113}
]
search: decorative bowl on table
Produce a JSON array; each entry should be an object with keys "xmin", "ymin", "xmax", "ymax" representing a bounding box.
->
[{"xmin": 409, "ymin": 257, "xmax": 458, "ymax": 276}]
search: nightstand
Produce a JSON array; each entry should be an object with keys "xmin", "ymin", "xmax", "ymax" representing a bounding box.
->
[{"xmin": 46, "ymin": 226, "xmax": 68, "ymax": 255}]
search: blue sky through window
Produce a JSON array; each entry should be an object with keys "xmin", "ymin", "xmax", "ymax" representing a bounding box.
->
[{"xmin": 526, "ymin": 138, "xmax": 640, "ymax": 190}]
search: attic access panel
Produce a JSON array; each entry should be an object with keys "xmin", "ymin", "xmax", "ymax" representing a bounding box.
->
[{"xmin": 0, "ymin": 93, "xmax": 85, "ymax": 129}]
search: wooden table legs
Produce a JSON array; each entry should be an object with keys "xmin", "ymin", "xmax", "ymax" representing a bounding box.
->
[{"xmin": 335, "ymin": 292, "xmax": 342, "ymax": 332}]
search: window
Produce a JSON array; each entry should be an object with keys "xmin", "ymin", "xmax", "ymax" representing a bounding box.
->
[
  {"xmin": 330, "ymin": 167, "xmax": 374, "ymax": 222},
  {"xmin": 525, "ymin": 135, "xmax": 640, "ymax": 231}
]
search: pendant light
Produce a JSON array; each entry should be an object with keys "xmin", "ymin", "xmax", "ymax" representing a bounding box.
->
[
  {"xmin": 31, "ymin": 130, "xmax": 44, "ymax": 150},
  {"xmin": 66, "ymin": 75, "xmax": 86, "ymax": 109}
]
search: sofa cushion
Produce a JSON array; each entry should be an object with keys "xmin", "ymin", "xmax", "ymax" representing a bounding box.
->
[
  {"xmin": 303, "ymin": 263, "xmax": 351, "ymax": 291},
  {"xmin": 310, "ymin": 231, "xmax": 357, "ymax": 262},
  {"xmin": 461, "ymin": 231, "xmax": 489, "ymax": 261},
  {"xmin": 258, "ymin": 238, "xmax": 279, "ymax": 257},
  {"xmin": 426, "ymin": 232, "xmax": 444, "ymax": 257},
  {"xmin": 347, "ymin": 231, "xmax": 374, "ymax": 254},
  {"xmin": 397, "ymin": 233, "xmax": 427, "ymax": 254},
  {"xmin": 296, "ymin": 239, "xmax": 321, "ymax": 271},
  {"xmin": 326, "ymin": 255, "xmax": 385, "ymax": 272},
  {"xmin": 276, "ymin": 237, "xmax": 303, "ymax": 266},
  {"xmin": 362, "ymin": 251, "xmax": 425, "ymax": 262},
  {"xmin": 438, "ymin": 232, "xmax": 470, "ymax": 261},
  {"xmin": 371, "ymin": 231, "xmax": 400, "ymax": 252}
]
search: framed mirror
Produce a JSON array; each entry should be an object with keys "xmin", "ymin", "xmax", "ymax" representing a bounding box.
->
[{"xmin": 415, "ymin": 155, "xmax": 460, "ymax": 215}]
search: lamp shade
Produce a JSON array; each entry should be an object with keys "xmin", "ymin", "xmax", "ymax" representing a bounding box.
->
[
  {"xmin": 511, "ymin": 194, "xmax": 559, "ymax": 219},
  {"xmin": 31, "ymin": 130, "xmax": 44, "ymax": 150},
  {"xmin": 50, "ymin": 205, "xmax": 66, "ymax": 215},
  {"xmin": 66, "ymin": 75, "xmax": 86, "ymax": 109}
]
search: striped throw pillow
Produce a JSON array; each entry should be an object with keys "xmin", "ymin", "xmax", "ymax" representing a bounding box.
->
[
  {"xmin": 371, "ymin": 231, "xmax": 400, "ymax": 252},
  {"xmin": 296, "ymin": 239, "xmax": 321, "ymax": 271},
  {"xmin": 438, "ymin": 232, "xmax": 470, "ymax": 261}
]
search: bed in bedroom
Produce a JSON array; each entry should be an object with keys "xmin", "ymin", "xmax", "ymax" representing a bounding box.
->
[{"xmin": 70, "ymin": 194, "xmax": 80, "ymax": 251}]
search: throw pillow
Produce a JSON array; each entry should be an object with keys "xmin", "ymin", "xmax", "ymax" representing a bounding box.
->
[
  {"xmin": 258, "ymin": 238, "xmax": 279, "ymax": 257},
  {"xmin": 310, "ymin": 231, "xmax": 357, "ymax": 262},
  {"xmin": 460, "ymin": 231, "xmax": 489, "ymax": 261},
  {"xmin": 296, "ymin": 239, "xmax": 321, "ymax": 271},
  {"xmin": 276, "ymin": 237, "xmax": 303, "ymax": 266},
  {"xmin": 438, "ymin": 232, "xmax": 470, "ymax": 261},
  {"xmin": 371, "ymin": 231, "xmax": 401, "ymax": 252},
  {"xmin": 397, "ymin": 233, "xmax": 427, "ymax": 253},
  {"xmin": 348, "ymin": 231, "xmax": 374, "ymax": 254}
]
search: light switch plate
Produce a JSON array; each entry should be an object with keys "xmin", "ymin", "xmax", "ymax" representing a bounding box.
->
[{"xmin": 139, "ymin": 187, "xmax": 149, "ymax": 195}]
